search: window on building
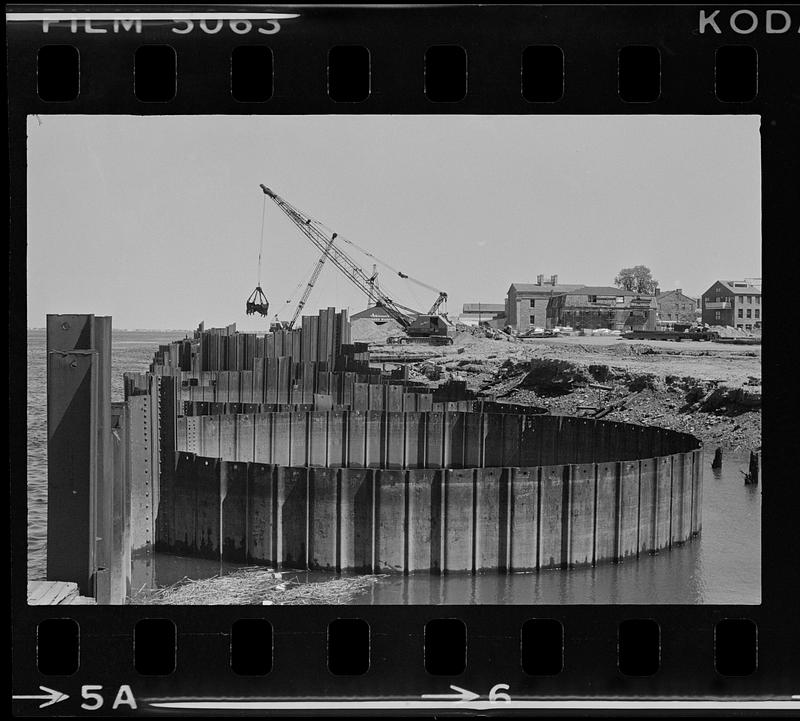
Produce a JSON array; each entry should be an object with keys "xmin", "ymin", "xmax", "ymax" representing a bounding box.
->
[
  {"xmin": 746, "ymin": 324, "xmax": 752, "ymax": 331},
  {"xmin": 588, "ymin": 295, "xmax": 597, "ymax": 303},
  {"xmin": 755, "ymin": 309, "xmax": 760, "ymax": 319},
  {"xmin": 529, "ymin": 299, "xmax": 535, "ymax": 307},
  {"xmin": 756, "ymin": 296, "xmax": 760, "ymax": 304},
  {"xmin": 715, "ymin": 296, "xmax": 721, "ymax": 302},
  {"xmin": 738, "ymin": 309, "xmax": 743, "ymax": 318},
  {"xmin": 616, "ymin": 296, "xmax": 624, "ymax": 303},
  {"xmin": 737, "ymin": 324, "xmax": 743, "ymax": 329},
  {"xmin": 746, "ymin": 309, "xmax": 752, "ymax": 318},
  {"xmin": 715, "ymin": 311, "xmax": 721, "ymax": 320},
  {"xmin": 529, "ymin": 315, "xmax": 536, "ymax": 324},
  {"xmin": 748, "ymin": 295, "xmax": 753, "ymax": 303}
]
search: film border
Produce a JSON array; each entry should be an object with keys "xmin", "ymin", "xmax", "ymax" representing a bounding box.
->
[{"xmin": 8, "ymin": 3, "xmax": 799, "ymax": 712}]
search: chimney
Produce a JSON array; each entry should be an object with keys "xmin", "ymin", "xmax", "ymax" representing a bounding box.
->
[
  {"xmin": 550, "ymin": 274, "xmax": 558, "ymax": 286},
  {"xmin": 676, "ymin": 288, "xmax": 681, "ymax": 295},
  {"xmin": 536, "ymin": 274, "xmax": 544, "ymax": 286}
]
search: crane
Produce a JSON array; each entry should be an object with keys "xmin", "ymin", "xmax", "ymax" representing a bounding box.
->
[
  {"xmin": 260, "ymin": 184, "xmax": 452, "ymax": 343},
  {"xmin": 273, "ymin": 232, "xmax": 337, "ymax": 330}
]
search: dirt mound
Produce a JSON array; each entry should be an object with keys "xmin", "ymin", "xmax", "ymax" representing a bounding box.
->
[
  {"xmin": 519, "ymin": 359, "xmax": 590, "ymax": 396},
  {"xmin": 699, "ymin": 386, "xmax": 761, "ymax": 415},
  {"xmin": 628, "ymin": 374, "xmax": 660, "ymax": 392},
  {"xmin": 351, "ymin": 318, "xmax": 403, "ymax": 343}
]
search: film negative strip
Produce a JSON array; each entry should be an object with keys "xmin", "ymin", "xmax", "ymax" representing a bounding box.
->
[{"xmin": 9, "ymin": 2, "xmax": 799, "ymax": 715}]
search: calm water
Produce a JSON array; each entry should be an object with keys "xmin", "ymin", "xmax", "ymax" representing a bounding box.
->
[
  {"xmin": 27, "ymin": 330, "xmax": 761, "ymax": 604},
  {"xmin": 27, "ymin": 329, "xmax": 186, "ymax": 581}
]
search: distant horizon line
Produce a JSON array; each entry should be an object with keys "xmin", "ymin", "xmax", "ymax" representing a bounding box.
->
[{"xmin": 27, "ymin": 327, "xmax": 195, "ymax": 333}]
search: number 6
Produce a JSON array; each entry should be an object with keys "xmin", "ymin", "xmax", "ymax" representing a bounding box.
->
[{"xmin": 489, "ymin": 683, "xmax": 511, "ymax": 703}]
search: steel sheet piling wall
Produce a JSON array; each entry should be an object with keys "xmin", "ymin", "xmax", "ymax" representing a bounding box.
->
[
  {"xmin": 186, "ymin": 416, "xmax": 200, "ymax": 455},
  {"xmin": 195, "ymin": 457, "xmax": 222, "ymax": 559},
  {"xmin": 442, "ymin": 469, "xmax": 475, "ymax": 572},
  {"xmin": 374, "ymin": 469, "xmax": 405, "ymax": 572},
  {"xmin": 128, "ymin": 395, "xmax": 155, "ymax": 555},
  {"xmin": 670, "ymin": 453, "xmax": 692, "ymax": 544},
  {"xmin": 220, "ymin": 461, "xmax": 248, "ymax": 563},
  {"xmin": 365, "ymin": 410, "xmax": 386, "ymax": 468},
  {"xmin": 235, "ymin": 414, "xmax": 255, "ymax": 463},
  {"xmin": 404, "ymin": 412, "xmax": 426, "ymax": 468},
  {"xmin": 46, "ymin": 315, "xmax": 100, "ymax": 596},
  {"xmin": 638, "ymin": 458, "xmax": 658, "ymax": 553},
  {"xmin": 110, "ymin": 403, "xmax": 131, "ymax": 603},
  {"xmin": 567, "ymin": 464, "xmax": 596, "ymax": 566},
  {"xmin": 406, "ymin": 469, "xmax": 441, "ymax": 573},
  {"xmin": 539, "ymin": 466, "xmax": 566, "ymax": 569},
  {"xmin": 308, "ymin": 468, "xmax": 338, "ymax": 570},
  {"xmin": 247, "ymin": 463, "xmax": 275, "ymax": 565},
  {"xmin": 618, "ymin": 461, "xmax": 641, "ymax": 558},
  {"xmin": 386, "ymin": 412, "xmax": 405, "ymax": 469},
  {"xmin": 340, "ymin": 468, "xmax": 374, "ymax": 572},
  {"xmin": 276, "ymin": 467, "xmax": 308, "ymax": 568},
  {"xmin": 593, "ymin": 461, "xmax": 619, "ymax": 564},
  {"xmin": 169, "ymin": 452, "xmax": 197, "ymax": 556},
  {"xmin": 655, "ymin": 456, "xmax": 673, "ymax": 550},
  {"xmin": 691, "ymin": 449, "xmax": 703, "ymax": 535},
  {"xmin": 272, "ymin": 412, "xmax": 291, "ymax": 466},
  {"xmin": 474, "ymin": 468, "xmax": 505, "ymax": 571},
  {"xmin": 327, "ymin": 410, "xmax": 348, "ymax": 467},
  {"xmin": 508, "ymin": 468, "xmax": 538, "ymax": 572},
  {"xmin": 154, "ymin": 410, "xmax": 703, "ymax": 573}
]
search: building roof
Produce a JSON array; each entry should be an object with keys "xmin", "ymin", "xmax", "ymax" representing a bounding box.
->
[
  {"xmin": 350, "ymin": 305, "xmax": 394, "ymax": 321},
  {"xmin": 462, "ymin": 303, "xmax": 505, "ymax": 314},
  {"xmin": 657, "ymin": 289, "xmax": 694, "ymax": 298},
  {"xmin": 568, "ymin": 286, "xmax": 639, "ymax": 296},
  {"xmin": 509, "ymin": 283, "xmax": 585, "ymax": 294},
  {"xmin": 705, "ymin": 280, "xmax": 762, "ymax": 296}
]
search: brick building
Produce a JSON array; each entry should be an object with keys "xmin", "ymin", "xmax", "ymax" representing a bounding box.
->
[
  {"xmin": 506, "ymin": 275, "xmax": 584, "ymax": 331},
  {"xmin": 656, "ymin": 288, "xmax": 698, "ymax": 324},
  {"xmin": 700, "ymin": 280, "xmax": 762, "ymax": 332},
  {"xmin": 547, "ymin": 287, "xmax": 658, "ymax": 331}
]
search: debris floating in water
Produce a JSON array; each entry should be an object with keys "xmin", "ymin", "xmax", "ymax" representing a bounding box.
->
[{"xmin": 131, "ymin": 567, "xmax": 388, "ymax": 605}]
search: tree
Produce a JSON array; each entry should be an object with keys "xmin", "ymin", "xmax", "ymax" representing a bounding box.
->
[{"xmin": 614, "ymin": 265, "xmax": 659, "ymax": 295}]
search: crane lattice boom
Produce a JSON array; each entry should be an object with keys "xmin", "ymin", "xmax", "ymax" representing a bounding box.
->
[{"xmin": 260, "ymin": 184, "xmax": 413, "ymax": 329}]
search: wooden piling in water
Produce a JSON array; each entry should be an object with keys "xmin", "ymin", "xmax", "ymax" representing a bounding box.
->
[{"xmin": 744, "ymin": 451, "xmax": 759, "ymax": 485}]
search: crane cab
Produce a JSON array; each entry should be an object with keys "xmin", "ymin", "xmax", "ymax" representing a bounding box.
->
[{"xmin": 388, "ymin": 314, "xmax": 453, "ymax": 345}]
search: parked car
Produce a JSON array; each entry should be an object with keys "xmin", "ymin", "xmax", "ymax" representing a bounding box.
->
[{"xmin": 591, "ymin": 328, "xmax": 611, "ymax": 336}]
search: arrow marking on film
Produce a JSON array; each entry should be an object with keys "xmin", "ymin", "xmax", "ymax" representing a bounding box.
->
[
  {"xmin": 12, "ymin": 686, "xmax": 69, "ymax": 708},
  {"xmin": 421, "ymin": 685, "xmax": 480, "ymax": 702}
]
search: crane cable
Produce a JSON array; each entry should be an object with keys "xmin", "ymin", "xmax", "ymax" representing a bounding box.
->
[
  {"xmin": 312, "ymin": 220, "xmax": 443, "ymax": 295},
  {"xmin": 256, "ymin": 194, "xmax": 267, "ymax": 286}
]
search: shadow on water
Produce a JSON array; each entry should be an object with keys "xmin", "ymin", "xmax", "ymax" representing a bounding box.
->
[{"xmin": 147, "ymin": 451, "xmax": 760, "ymax": 605}]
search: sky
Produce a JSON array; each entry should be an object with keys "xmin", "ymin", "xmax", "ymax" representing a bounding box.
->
[{"xmin": 26, "ymin": 114, "xmax": 761, "ymax": 330}]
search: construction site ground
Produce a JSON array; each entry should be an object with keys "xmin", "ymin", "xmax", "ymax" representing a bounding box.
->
[{"xmin": 368, "ymin": 332, "xmax": 762, "ymax": 454}]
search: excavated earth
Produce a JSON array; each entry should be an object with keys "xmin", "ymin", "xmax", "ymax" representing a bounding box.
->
[{"xmin": 370, "ymin": 333, "xmax": 762, "ymax": 453}]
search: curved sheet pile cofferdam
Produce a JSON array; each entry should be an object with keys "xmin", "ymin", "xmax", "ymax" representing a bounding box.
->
[{"xmin": 157, "ymin": 411, "xmax": 703, "ymax": 574}]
